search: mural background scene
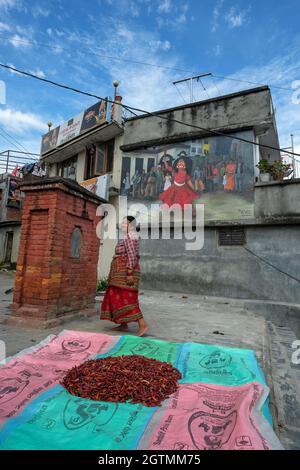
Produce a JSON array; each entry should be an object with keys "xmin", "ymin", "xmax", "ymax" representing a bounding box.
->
[{"xmin": 121, "ymin": 131, "xmax": 255, "ymax": 222}]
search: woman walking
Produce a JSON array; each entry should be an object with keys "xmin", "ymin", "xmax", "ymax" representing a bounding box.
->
[{"xmin": 100, "ymin": 216, "xmax": 148, "ymax": 336}]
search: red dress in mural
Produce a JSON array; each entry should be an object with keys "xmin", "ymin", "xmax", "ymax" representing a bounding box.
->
[{"xmin": 159, "ymin": 163, "xmax": 199, "ymax": 208}]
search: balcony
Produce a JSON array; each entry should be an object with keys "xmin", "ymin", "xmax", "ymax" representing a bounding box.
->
[{"xmin": 40, "ymin": 121, "xmax": 123, "ymax": 164}]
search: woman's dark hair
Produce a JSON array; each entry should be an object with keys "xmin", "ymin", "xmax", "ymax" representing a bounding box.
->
[
  {"xmin": 173, "ymin": 156, "xmax": 193, "ymax": 175},
  {"xmin": 125, "ymin": 216, "xmax": 140, "ymax": 232}
]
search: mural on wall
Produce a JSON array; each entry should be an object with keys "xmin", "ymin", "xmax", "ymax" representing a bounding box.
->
[
  {"xmin": 7, "ymin": 177, "xmax": 21, "ymax": 208},
  {"xmin": 121, "ymin": 131, "xmax": 255, "ymax": 221}
]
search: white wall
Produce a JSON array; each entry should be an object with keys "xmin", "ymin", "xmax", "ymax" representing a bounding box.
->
[{"xmin": 76, "ymin": 149, "xmax": 86, "ymax": 183}]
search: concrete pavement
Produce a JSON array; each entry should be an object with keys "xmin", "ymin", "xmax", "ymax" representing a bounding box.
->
[{"xmin": 0, "ymin": 270, "xmax": 299, "ymax": 449}]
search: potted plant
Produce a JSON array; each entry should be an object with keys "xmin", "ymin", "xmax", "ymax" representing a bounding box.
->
[
  {"xmin": 256, "ymin": 159, "xmax": 272, "ymax": 182},
  {"xmin": 269, "ymin": 160, "xmax": 292, "ymax": 181},
  {"xmin": 96, "ymin": 277, "xmax": 108, "ymax": 300}
]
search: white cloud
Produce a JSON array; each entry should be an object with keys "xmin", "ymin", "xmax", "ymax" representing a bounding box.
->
[
  {"xmin": 225, "ymin": 7, "xmax": 249, "ymax": 29},
  {"xmin": 158, "ymin": 0, "xmax": 171, "ymax": 13},
  {"xmin": 211, "ymin": 0, "xmax": 224, "ymax": 32},
  {"xmin": 129, "ymin": 2, "xmax": 140, "ymax": 17},
  {"xmin": 7, "ymin": 62, "xmax": 22, "ymax": 75},
  {"xmin": 118, "ymin": 26, "xmax": 135, "ymax": 43},
  {"xmin": 8, "ymin": 34, "xmax": 31, "ymax": 48},
  {"xmin": 55, "ymin": 28, "xmax": 64, "ymax": 37},
  {"xmin": 47, "ymin": 27, "xmax": 53, "ymax": 36},
  {"xmin": 213, "ymin": 44, "xmax": 222, "ymax": 56},
  {"xmin": 156, "ymin": 1, "xmax": 188, "ymax": 29},
  {"xmin": 52, "ymin": 44, "xmax": 64, "ymax": 54},
  {"xmin": 0, "ymin": 0, "xmax": 20, "ymax": 10},
  {"xmin": 177, "ymin": 13, "xmax": 187, "ymax": 24},
  {"xmin": 0, "ymin": 21, "xmax": 11, "ymax": 31},
  {"xmin": 29, "ymin": 69, "xmax": 46, "ymax": 79},
  {"xmin": 0, "ymin": 108, "xmax": 47, "ymax": 134},
  {"xmin": 32, "ymin": 5, "xmax": 50, "ymax": 17},
  {"xmin": 149, "ymin": 40, "xmax": 171, "ymax": 51}
]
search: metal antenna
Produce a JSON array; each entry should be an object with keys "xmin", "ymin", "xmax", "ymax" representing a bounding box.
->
[{"xmin": 173, "ymin": 73, "xmax": 212, "ymax": 103}]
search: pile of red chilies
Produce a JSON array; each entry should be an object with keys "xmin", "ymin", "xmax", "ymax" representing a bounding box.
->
[{"xmin": 61, "ymin": 355, "xmax": 182, "ymax": 407}]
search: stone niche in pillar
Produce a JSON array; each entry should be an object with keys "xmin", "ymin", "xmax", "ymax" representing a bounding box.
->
[{"xmin": 8, "ymin": 177, "xmax": 103, "ymax": 328}]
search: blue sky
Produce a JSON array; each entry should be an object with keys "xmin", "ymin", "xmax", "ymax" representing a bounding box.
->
[{"xmin": 0, "ymin": 0, "xmax": 299, "ymax": 164}]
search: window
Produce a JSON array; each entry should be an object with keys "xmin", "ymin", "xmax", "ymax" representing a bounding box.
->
[
  {"xmin": 106, "ymin": 140, "xmax": 114, "ymax": 173},
  {"xmin": 4, "ymin": 232, "xmax": 13, "ymax": 263},
  {"xmin": 121, "ymin": 157, "xmax": 131, "ymax": 189},
  {"xmin": 85, "ymin": 145, "xmax": 97, "ymax": 180},
  {"xmin": 59, "ymin": 155, "xmax": 77, "ymax": 180},
  {"xmin": 85, "ymin": 140, "xmax": 115, "ymax": 179},
  {"xmin": 95, "ymin": 144, "xmax": 105, "ymax": 175}
]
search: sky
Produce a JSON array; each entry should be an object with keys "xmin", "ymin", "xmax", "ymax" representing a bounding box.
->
[{"xmin": 0, "ymin": 0, "xmax": 299, "ymax": 169}]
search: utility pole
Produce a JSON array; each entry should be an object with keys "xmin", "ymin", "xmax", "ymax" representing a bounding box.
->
[
  {"xmin": 282, "ymin": 134, "xmax": 297, "ymax": 179},
  {"xmin": 173, "ymin": 73, "xmax": 212, "ymax": 104},
  {"xmin": 291, "ymin": 134, "xmax": 296, "ymax": 178}
]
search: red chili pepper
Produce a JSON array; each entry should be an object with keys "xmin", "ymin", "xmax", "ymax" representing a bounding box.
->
[{"xmin": 61, "ymin": 355, "xmax": 181, "ymax": 407}]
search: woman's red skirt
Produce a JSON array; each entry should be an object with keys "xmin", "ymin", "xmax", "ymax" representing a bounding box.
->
[
  {"xmin": 100, "ymin": 254, "xmax": 143, "ymax": 324},
  {"xmin": 159, "ymin": 183, "xmax": 199, "ymax": 208},
  {"xmin": 101, "ymin": 286, "xmax": 143, "ymax": 324}
]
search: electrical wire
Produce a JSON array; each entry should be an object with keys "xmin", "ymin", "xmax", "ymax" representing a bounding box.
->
[
  {"xmin": 174, "ymin": 83, "xmax": 187, "ymax": 104},
  {"xmin": 0, "ymin": 125, "xmax": 32, "ymax": 154},
  {"xmin": 211, "ymin": 74, "xmax": 292, "ymax": 92},
  {"xmin": 1, "ymin": 62, "xmax": 300, "ymax": 158},
  {"xmin": 198, "ymin": 78, "xmax": 210, "ymax": 99},
  {"xmin": 211, "ymin": 75, "xmax": 222, "ymax": 96},
  {"xmin": 0, "ymin": 129, "xmax": 28, "ymax": 154},
  {"xmin": 0, "ymin": 32, "xmax": 294, "ymax": 93},
  {"xmin": 243, "ymin": 246, "xmax": 300, "ymax": 283}
]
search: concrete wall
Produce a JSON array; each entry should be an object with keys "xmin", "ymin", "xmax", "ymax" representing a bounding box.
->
[
  {"xmin": 122, "ymin": 87, "xmax": 278, "ymax": 153},
  {"xmin": 139, "ymin": 224, "xmax": 300, "ymax": 304},
  {"xmin": 255, "ymin": 179, "xmax": 300, "ymax": 218},
  {"xmin": 48, "ymin": 163, "xmax": 57, "ymax": 178},
  {"xmin": 76, "ymin": 149, "xmax": 86, "ymax": 184},
  {"xmin": 111, "ymin": 133, "xmax": 124, "ymax": 189},
  {"xmin": 98, "ymin": 237, "xmax": 117, "ymax": 279}
]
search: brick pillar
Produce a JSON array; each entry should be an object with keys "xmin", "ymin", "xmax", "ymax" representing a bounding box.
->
[{"xmin": 8, "ymin": 177, "xmax": 102, "ymax": 328}]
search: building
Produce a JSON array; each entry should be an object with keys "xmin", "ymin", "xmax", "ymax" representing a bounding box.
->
[
  {"xmin": 0, "ymin": 150, "xmax": 43, "ymax": 266},
  {"xmin": 2, "ymin": 83, "xmax": 299, "ymax": 308},
  {"xmin": 39, "ymin": 85, "xmax": 280, "ymax": 272},
  {"xmin": 40, "ymin": 95, "xmax": 124, "ymax": 276},
  {"xmin": 0, "ymin": 172, "xmax": 22, "ymax": 266}
]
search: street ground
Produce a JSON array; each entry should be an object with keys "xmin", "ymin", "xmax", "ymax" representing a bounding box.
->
[{"xmin": 0, "ymin": 271, "xmax": 299, "ymax": 449}]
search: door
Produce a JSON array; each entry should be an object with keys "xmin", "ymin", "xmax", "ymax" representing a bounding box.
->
[
  {"xmin": 147, "ymin": 158, "xmax": 155, "ymax": 172},
  {"xmin": 121, "ymin": 156, "xmax": 131, "ymax": 190},
  {"xmin": 4, "ymin": 232, "xmax": 13, "ymax": 264},
  {"xmin": 135, "ymin": 158, "xmax": 144, "ymax": 175}
]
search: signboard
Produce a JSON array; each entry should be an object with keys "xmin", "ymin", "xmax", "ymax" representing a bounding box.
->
[
  {"xmin": 80, "ymin": 174, "xmax": 110, "ymax": 200},
  {"xmin": 41, "ymin": 99, "xmax": 109, "ymax": 155},
  {"xmin": 57, "ymin": 113, "xmax": 83, "ymax": 147}
]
